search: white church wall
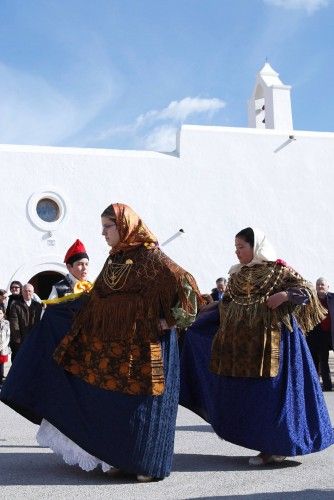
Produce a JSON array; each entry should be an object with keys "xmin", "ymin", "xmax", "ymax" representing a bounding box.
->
[
  {"xmin": 178, "ymin": 125, "xmax": 334, "ymax": 289},
  {"xmin": 1, "ymin": 123, "xmax": 334, "ymax": 295},
  {"xmin": 0, "ymin": 145, "xmax": 181, "ymax": 291}
]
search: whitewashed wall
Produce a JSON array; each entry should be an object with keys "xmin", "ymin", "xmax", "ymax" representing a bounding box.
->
[{"xmin": 1, "ymin": 124, "xmax": 333, "ymax": 294}]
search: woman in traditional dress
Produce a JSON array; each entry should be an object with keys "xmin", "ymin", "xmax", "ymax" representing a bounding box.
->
[
  {"xmin": 180, "ymin": 227, "xmax": 334, "ymax": 465},
  {"xmin": 1, "ymin": 203, "xmax": 202, "ymax": 481}
]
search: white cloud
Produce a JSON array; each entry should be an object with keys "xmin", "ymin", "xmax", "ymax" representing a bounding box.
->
[
  {"xmin": 99, "ymin": 96, "xmax": 226, "ymax": 151},
  {"xmin": 143, "ymin": 125, "xmax": 178, "ymax": 151},
  {"xmin": 264, "ymin": 0, "xmax": 329, "ymax": 14},
  {"xmin": 137, "ymin": 97, "xmax": 226, "ymax": 124}
]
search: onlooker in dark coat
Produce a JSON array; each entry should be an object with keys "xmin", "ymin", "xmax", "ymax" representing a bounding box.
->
[
  {"xmin": 6, "ymin": 281, "xmax": 23, "ymax": 313},
  {"xmin": 211, "ymin": 277, "xmax": 227, "ymax": 301},
  {"xmin": 307, "ymin": 277, "xmax": 333, "ymax": 391},
  {"xmin": 9, "ymin": 283, "xmax": 42, "ymax": 361}
]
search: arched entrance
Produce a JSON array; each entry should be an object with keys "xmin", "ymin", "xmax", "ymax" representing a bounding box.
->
[{"xmin": 29, "ymin": 271, "xmax": 64, "ymax": 300}]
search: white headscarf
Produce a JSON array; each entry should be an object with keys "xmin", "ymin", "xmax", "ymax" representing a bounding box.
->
[{"xmin": 229, "ymin": 228, "xmax": 277, "ymax": 275}]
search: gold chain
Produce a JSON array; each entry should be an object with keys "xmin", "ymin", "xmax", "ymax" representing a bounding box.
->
[
  {"xmin": 102, "ymin": 258, "xmax": 133, "ymax": 291},
  {"xmin": 227, "ymin": 263, "xmax": 284, "ymax": 306}
]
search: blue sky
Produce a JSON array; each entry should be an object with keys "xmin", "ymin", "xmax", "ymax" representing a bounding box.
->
[{"xmin": 0, "ymin": 0, "xmax": 333, "ymax": 151}]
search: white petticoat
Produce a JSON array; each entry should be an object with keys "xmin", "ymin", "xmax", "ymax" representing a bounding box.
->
[{"xmin": 36, "ymin": 419, "xmax": 111, "ymax": 472}]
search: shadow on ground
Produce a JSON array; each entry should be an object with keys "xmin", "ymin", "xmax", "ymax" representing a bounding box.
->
[
  {"xmin": 0, "ymin": 451, "xmax": 301, "ymax": 486},
  {"xmin": 0, "ymin": 452, "xmax": 122, "ymax": 485},
  {"xmin": 173, "ymin": 453, "xmax": 301, "ymax": 472},
  {"xmin": 175, "ymin": 425, "xmax": 213, "ymax": 432}
]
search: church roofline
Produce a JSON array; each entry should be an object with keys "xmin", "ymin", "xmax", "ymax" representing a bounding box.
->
[
  {"xmin": 0, "ymin": 142, "xmax": 175, "ymax": 159},
  {"xmin": 1, "ymin": 124, "xmax": 334, "ymax": 159},
  {"xmin": 180, "ymin": 124, "xmax": 334, "ymax": 138}
]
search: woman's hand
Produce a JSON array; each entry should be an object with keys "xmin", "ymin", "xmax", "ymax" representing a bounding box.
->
[
  {"xmin": 159, "ymin": 319, "xmax": 174, "ymax": 330},
  {"xmin": 266, "ymin": 291, "xmax": 289, "ymax": 310}
]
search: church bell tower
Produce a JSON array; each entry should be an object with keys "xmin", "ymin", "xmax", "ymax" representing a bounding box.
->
[{"xmin": 248, "ymin": 62, "xmax": 293, "ymax": 130}]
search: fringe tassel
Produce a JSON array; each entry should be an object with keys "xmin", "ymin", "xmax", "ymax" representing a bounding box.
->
[{"xmin": 69, "ymin": 271, "xmax": 202, "ymax": 345}]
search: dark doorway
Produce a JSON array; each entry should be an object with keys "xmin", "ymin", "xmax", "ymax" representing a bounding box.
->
[{"xmin": 29, "ymin": 271, "xmax": 64, "ymax": 300}]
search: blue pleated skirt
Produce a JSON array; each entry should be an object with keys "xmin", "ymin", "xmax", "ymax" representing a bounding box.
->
[
  {"xmin": 1, "ymin": 300, "xmax": 180, "ymax": 478},
  {"xmin": 180, "ymin": 306, "xmax": 334, "ymax": 456}
]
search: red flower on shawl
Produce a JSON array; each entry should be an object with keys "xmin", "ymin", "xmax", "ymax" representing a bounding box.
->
[{"xmin": 276, "ymin": 259, "xmax": 288, "ymax": 267}]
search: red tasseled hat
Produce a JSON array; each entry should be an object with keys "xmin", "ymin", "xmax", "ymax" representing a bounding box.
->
[{"xmin": 64, "ymin": 239, "xmax": 89, "ymax": 266}]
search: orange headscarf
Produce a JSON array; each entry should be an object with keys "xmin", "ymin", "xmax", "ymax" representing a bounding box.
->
[{"xmin": 107, "ymin": 203, "xmax": 158, "ymax": 255}]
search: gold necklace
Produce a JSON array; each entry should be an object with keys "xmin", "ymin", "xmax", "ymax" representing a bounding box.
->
[
  {"xmin": 228, "ymin": 263, "xmax": 284, "ymax": 306},
  {"xmin": 102, "ymin": 258, "xmax": 133, "ymax": 291}
]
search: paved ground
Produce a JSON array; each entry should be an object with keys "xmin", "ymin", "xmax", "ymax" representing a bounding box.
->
[{"xmin": 0, "ymin": 359, "xmax": 333, "ymax": 500}]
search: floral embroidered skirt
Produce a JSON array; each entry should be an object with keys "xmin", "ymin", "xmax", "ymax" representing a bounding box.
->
[
  {"xmin": 179, "ymin": 305, "xmax": 334, "ymax": 456},
  {"xmin": 0, "ymin": 300, "xmax": 180, "ymax": 478}
]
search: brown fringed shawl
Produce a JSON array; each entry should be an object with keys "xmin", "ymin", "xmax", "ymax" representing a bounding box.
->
[
  {"xmin": 210, "ymin": 260, "xmax": 326, "ymax": 378},
  {"xmin": 54, "ymin": 204, "xmax": 202, "ymax": 396}
]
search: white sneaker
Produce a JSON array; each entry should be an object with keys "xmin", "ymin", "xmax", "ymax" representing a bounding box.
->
[
  {"xmin": 249, "ymin": 453, "xmax": 286, "ymax": 466},
  {"xmin": 136, "ymin": 474, "xmax": 155, "ymax": 482}
]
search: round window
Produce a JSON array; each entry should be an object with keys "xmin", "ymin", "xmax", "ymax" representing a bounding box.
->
[
  {"xmin": 27, "ymin": 189, "xmax": 67, "ymax": 231},
  {"xmin": 36, "ymin": 198, "xmax": 60, "ymax": 222}
]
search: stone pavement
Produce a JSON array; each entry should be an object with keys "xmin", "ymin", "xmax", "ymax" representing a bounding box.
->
[{"xmin": 0, "ymin": 385, "xmax": 333, "ymax": 500}]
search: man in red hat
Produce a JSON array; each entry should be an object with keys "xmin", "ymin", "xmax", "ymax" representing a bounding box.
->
[{"xmin": 48, "ymin": 240, "xmax": 89, "ymax": 299}]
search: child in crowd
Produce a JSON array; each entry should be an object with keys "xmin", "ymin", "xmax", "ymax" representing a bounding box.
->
[{"xmin": 0, "ymin": 308, "xmax": 10, "ymax": 385}]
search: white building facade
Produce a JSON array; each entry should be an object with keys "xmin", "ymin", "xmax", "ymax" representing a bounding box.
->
[{"xmin": 1, "ymin": 64, "xmax": 333, "ymax": 297}]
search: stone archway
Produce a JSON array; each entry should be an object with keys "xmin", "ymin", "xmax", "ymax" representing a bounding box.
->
[
  {"xmin": 29, "ymin": 270, "xmax": 64, "ymax": 300},
  {"xmin": 7, "ymin": 254, "xmax": 66, "ymax": 297}
]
